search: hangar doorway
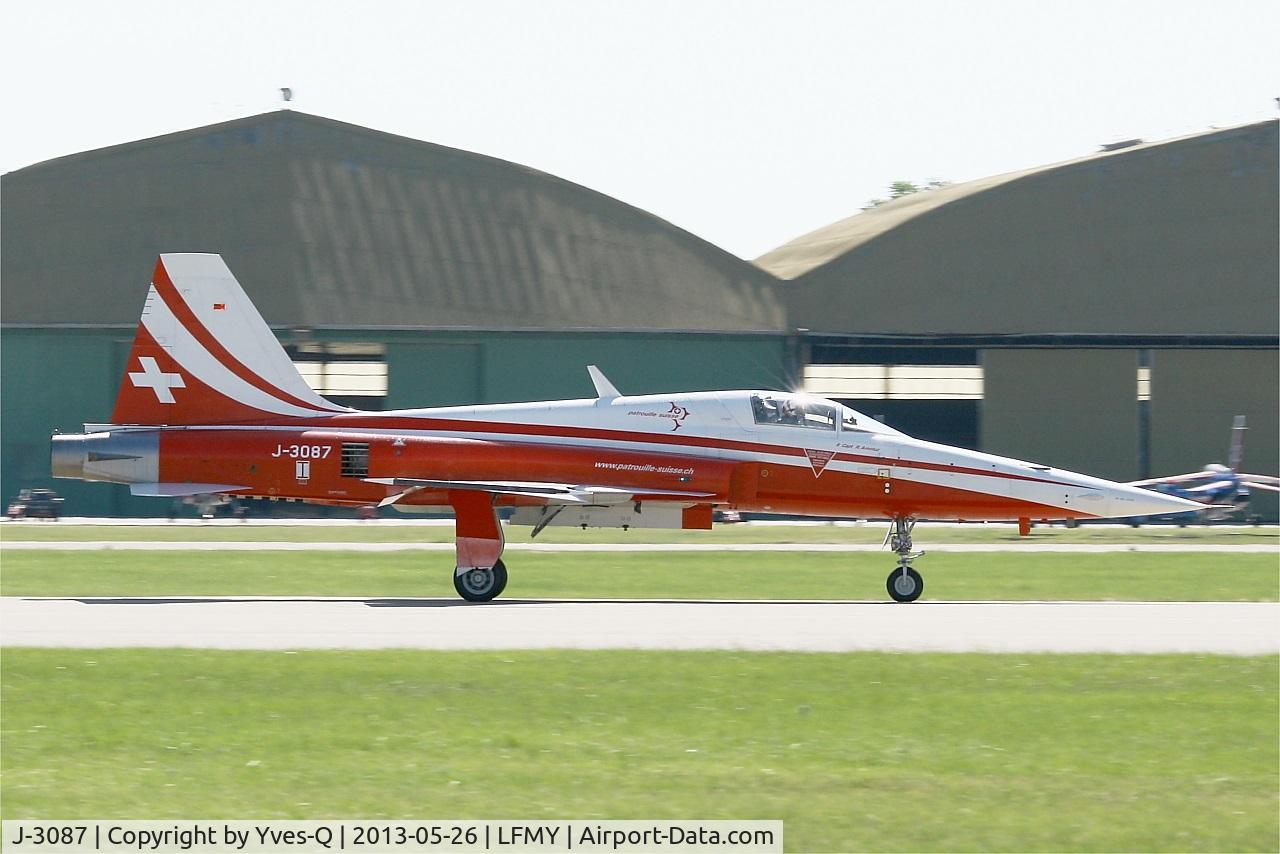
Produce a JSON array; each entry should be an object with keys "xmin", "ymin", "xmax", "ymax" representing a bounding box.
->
[{"xmin": 802, "ymin": 344, "xmax": 981, "ymax": 450}]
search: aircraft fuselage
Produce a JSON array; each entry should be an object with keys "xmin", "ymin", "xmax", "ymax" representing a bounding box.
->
[{"xmin": 55, "ymin": 390, "xmax": 1182, "ymax": 523}]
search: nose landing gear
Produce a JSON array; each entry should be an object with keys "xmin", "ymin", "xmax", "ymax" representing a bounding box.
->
[{"xmin": 885, "ymin": 517, "xmax": 924, "ymax": 603}]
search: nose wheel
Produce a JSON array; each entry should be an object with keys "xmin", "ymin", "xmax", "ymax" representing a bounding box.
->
[
  {"xmin": 887, "ymin": 566, "xmax": 924, "ymax": 602},
  {"xmin": 884, "ymin": 517, "xmax": 925, "ymax": 603}
]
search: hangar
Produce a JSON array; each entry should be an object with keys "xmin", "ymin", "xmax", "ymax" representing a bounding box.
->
[
  {"xmin": 757, "ymin": 120, "xmax": 1278, "ymax": 520},
  {"xmin": 1, "ymin": 111, "xmax": 790, "ymax": 515},
  {"xmin": 2, "ymin": 113, "xmax": 1276, "ymax": 518}
]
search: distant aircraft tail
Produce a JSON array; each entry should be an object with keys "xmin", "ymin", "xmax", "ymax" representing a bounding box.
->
[
  {"xmin": 1227, "ymin": 415, "xmax": 1247, "ymax": 472},
  {"xmin": 109, "ymin": 254, "xmax": 350, "ymax": 425}
]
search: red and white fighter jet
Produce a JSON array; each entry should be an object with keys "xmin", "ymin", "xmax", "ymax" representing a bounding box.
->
[{"xmin": 52, "ymin": 254, "xmax": 1200, "ymax": 602}]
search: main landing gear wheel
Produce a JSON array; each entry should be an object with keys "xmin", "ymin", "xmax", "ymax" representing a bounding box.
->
[
  {"xmin": 454, "ymin": 559, "xmax": 508, "ymax": 602},
  {"xmin": 886, "ymin": 567, "xmax": 924, "ymax": 603}
]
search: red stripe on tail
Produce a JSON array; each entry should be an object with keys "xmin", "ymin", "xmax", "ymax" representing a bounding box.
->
[
  {"xmin": 150, "ymin": 258, "xmax": 333, "ymax": 414},
  {"xmin": 110, "ymin": 324, "xmax": 282, "ymax": 425}
]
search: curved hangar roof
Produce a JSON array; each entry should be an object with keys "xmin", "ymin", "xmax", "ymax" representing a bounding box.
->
[
  {"xmin": 2, "ymin": 111, "xmax": 784, "ymax": 332},
  {"xmin": 757, "ymin": 120, "xmax": 1278, "ymax": 337}
]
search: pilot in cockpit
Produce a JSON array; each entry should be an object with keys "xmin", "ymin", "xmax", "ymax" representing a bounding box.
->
[{"xmin": 754, "ymin": 395, "xmax": 780, "ymax": 423}]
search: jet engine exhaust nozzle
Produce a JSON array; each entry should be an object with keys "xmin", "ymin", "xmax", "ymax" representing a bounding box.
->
[{"xmin": 50, "ymin": 431, "xmax": 160, "ymax": 484}]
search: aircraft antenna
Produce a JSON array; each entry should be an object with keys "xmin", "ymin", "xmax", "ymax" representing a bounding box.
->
[{"xmin": 587, "ymin": 365, "xmax": 620, "ymax": 402}]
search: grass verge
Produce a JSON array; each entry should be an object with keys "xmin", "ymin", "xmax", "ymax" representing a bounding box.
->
[
  {"xmin": 1, "ymin": 550, "xmax": 1277, "ymax": 601},
  {"xmin": 2, "ymin": 649, "xmax": 1276, "ymax": 852}
]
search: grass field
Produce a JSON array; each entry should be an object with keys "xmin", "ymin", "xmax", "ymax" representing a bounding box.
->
[
  {"xmin": 5, "ymin": 528, "xmax": 1276, "ymax": 850},
  {"xmin": 2, "ymin": 649, "xmax": 1276, "ymax": 852},
  {"xmin": 3, "ymin": 520, "xmax": 1277, "ymax": 544},
  {"xmin": 2, "ymin": 549, "xmax": 1278, "ymax": 601}
]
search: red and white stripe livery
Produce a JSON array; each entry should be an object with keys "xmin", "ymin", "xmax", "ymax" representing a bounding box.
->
[{"xmin": 52, "ymin": 254, "xmax": 1201, "ymax": 602}]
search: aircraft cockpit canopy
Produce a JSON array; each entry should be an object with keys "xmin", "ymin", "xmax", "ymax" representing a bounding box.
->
[
  {"xmin": 750, "ymin": 394, "xmax": 837, "ymax": 429},
  {"xmin": 748, "ymin": 394, "xmax": 902, "ymax": 436}
]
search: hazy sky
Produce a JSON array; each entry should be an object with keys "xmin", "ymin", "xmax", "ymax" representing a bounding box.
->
[{"xmin": 3, "ymin": 0, "xmax": 1276, "ymax": 259}]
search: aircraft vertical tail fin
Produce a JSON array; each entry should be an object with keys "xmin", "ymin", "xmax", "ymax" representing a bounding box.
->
[
  {"xmin": 1228, "ymin": 415, "xmax": 1247, "ymax": 472},
  {"xmin": 109, "ymin": 254, "xmax": 351, "ymax": 425}
]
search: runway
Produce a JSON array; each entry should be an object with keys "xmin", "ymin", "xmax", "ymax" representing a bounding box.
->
[{"xmin": 2, "ymin": 597, "xmax": 1275, "ymax": 654}]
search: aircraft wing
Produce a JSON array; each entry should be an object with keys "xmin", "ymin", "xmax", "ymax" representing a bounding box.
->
[
  {"xmin": 1126, "ymin": 471, "xmax": 1215, "ymax": 487},
  {"xmin": 1183, "ymin": 480, "xmax": 1235, "ymax": 496},
  {"xmin": 364, "ymin": 477, "xmax": 716, "ymax": 508},
  {"xmin": 130, "ymin": 482, "xmax": 249, "ymax": 497}
]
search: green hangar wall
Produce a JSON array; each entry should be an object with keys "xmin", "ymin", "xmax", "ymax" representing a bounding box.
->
[
  {"xmin": 384, "ymin": 332, "xmax": 788, "ymax": 409},
  {"xmin": 982, "ymin": 350, "xmax": 1141, "ymax": 481},
  {"xmin": 1, "ymin": 111, "xmax": 789, "ymax": 517},
  {"xmin": 1148, "ymin": 350, "xmax": 1278, "ymax": 521}
]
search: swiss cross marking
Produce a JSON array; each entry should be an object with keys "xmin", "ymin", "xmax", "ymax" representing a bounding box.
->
[
  {"xmin": 805, "ymin": 448, "xmax": 835, "ymax": 477},
  {"xmin": 128, "ymin": 356, "xmax": 185, "ymax": 404}
]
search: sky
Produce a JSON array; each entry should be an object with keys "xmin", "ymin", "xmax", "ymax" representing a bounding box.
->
[{"xmin": 3, "ymin": 0, "xmax": 1276, "ymax": 259}]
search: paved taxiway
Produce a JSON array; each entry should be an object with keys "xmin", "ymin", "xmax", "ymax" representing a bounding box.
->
[{"xmin": 2, "ymin": 597, "xmax": 1275, "ymax": 654}]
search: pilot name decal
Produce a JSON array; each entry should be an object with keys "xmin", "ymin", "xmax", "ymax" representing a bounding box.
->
[
  {"xmin": 627, "ymin": 402, "xmax": 691, "ymax": 431},
  {"xmin": 805, "ymin": 448, "xmax": 835, "ymax": 477}
]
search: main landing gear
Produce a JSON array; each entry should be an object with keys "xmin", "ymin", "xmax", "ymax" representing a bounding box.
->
[
  {"xmin": 885, "ymin": 516, "xmax": 924, "ymax": 603},
  {"xmin": 449, "ymin": 490, "xmax": 508, "ymax": 602},
  {"xmin": 454, "ymin": 560, "xmax": 508, "ymax": 602}
]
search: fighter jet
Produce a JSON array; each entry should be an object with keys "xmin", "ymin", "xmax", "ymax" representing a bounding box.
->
[{"xmin": 51, "ymin": 255, "xmax": 1200, "ymax": 602}]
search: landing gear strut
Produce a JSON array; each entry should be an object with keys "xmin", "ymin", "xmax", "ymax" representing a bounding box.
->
[
  {"xmin": 449, "ymin": 490, "xmax": 508, "ymax": 602},
  {"xmin": 885, "ymin": 516, "xmax": 924, "ymax": 603}
]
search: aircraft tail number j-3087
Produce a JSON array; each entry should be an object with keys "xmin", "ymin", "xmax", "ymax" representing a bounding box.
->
[{"xmin": 52, "ymin": 255, "xmax": 1201, "ymax": 602}]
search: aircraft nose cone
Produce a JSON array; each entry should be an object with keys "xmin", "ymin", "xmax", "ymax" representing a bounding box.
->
[{"xmin": 1106, "ymin": 486, "xmax": 1204, "ymax": 519}]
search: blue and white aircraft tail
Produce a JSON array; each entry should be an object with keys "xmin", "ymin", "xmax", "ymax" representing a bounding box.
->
[{"xmin": 1128, "ymin": 416, "xmax": 1280, "ymax": 521}]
